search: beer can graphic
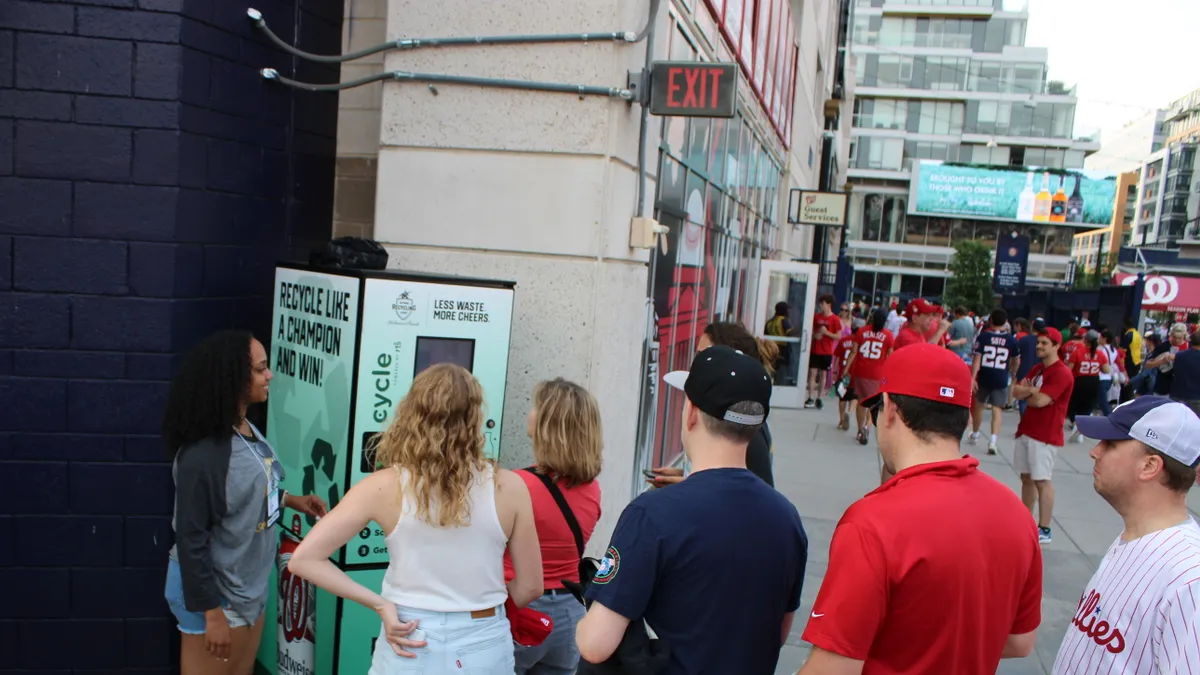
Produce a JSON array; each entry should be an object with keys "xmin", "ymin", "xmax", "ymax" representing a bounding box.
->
[{"xmin": 277, "ymin": 531, "xmax": 316, "ymax": 675}]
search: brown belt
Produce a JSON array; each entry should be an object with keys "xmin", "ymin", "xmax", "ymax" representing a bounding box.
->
[{"xmin": 470, "ymin": 607, "xmax": 496, "ymax": 619}]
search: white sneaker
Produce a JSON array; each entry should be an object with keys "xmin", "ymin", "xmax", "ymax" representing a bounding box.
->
[
  {"xmin": 968, "ymin": 432, "xmax": 980, "ymax": 445},
  {"xmin": 987, "ymin": 440, "xmax": 998, "ymax": 455}
]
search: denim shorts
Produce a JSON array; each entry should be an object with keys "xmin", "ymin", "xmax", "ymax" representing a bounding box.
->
[
  {"xmin": 164, "ymin": 557, "xmax": 252, "ymax": 635},
  {"xmin": 370, "ymin": 603, "xmax": 514, "ymax": 675},
  {"xmin": 515, "ymin": 590, "xmax": 584, "ymax": 675}
]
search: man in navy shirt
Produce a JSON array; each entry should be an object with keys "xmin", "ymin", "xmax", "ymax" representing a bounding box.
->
[
  {"xmin": 970, "ymin": 309, "xmax": 1019, "ymax": 455},
  {"xmin": 1170, "ymin": 331, "xmax": 1200, "ymax": 415},
  {"xmin": 576, "ymin": 346, "xmax": 808, "ymax": 674}
]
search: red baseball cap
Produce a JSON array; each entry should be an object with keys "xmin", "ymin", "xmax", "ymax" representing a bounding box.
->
[
  {"xmin": 1039, "ymin": 327, "xmax": 1063, "ymax": 345},
  {"xmin": 860, "ymin": 343, "xmax": 972, "ymax": 409},
  {"xmin": 505, "ymin": 597, "xmax": 553, "ymax": 647},
  {"xmin": 905, "ymin": 298, "xmax": 942, "ymax": 317}
]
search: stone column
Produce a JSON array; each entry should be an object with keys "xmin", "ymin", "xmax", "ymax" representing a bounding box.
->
[{"xmin": 375, "ymin": 0, "xmax": 666, "ymax": 548}]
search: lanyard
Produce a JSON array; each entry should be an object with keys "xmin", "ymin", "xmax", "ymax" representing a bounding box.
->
[
  {"xmin": 234, "ymin": 424, "xmax": 275, "ymax": 494},
  {"xmin": 235, "ymin": 423, "xmax": 281, "ymax": 531}
]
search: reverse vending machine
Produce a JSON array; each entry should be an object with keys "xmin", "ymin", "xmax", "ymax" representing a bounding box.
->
[{"xmin": 256, "ymin": 263, "xmax": 516, "ymax": 675}]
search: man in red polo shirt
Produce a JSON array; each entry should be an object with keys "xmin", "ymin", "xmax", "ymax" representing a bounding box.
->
[
  {"xmin": 879, "ymin": 298, "xmax": 953, "ymax": 483},
  {"xmin": 799, "ymin": 344, "xmax": 1042, "ymax": 675},
  {"xmin": 1011, "ymin": 326, "xmax": 1074, "ymax": 545},
  {"xmin": 893, "ymin": 298, "xmax": 950, "ymax": 351}
]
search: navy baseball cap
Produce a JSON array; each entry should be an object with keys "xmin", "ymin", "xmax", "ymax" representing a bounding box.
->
[
  {"xmin": 663, "ymin": 346, "xmax": 772, "ymax": 426},
  {"xmin": 1076, "ymin": 396, "xmax": 1200, "ymax": 467}
]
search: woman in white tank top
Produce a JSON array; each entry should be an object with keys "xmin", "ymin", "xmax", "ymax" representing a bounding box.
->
[{"xmin": 288, "ymin": 364, "xmax": 543, "ymax": 674}]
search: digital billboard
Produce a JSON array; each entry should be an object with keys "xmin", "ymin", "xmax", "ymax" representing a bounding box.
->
[{"xmin": 909, "ymin": 161, "xmax": 1119, "ymax": 226}]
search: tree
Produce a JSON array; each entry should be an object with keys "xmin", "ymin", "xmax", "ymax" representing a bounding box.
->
[
  {"xmin": 1072, "ymin": 251, "xmax": 1118, "ymax": 290},
  {"xmin": 944, "ymin": 241, "xmax": 995, "ymax": 315}
]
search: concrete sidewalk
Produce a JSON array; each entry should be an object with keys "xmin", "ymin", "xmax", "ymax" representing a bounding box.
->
[{"xmin": 768, "ymin": 403, "xmax": 1200, "ymax": 675}]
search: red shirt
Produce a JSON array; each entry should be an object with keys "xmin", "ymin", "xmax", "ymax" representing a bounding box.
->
[
  {"xmin": 924, "ymin": 324, "xmax": 947, "ymax": 347},
  {"xmin": 502, "ymin": 471, "xmax": 601, "ymax": 589},
  {"xmin": 813, "ymin": 312, "xmax": 843, "ymax": 356},
  {"xmin": 1071, "ymin": 347, "xmax": 1109, "ymax": 377},
  {"xmin": 803, "ymin": 457, "xmax": 1043, "ymax": 674},
  {"xmin": 851, "ymin": 327, "xmax": 894, "ymax": 380},
  {"xmin": 894, "ymin": 326, "xmax": 926, "ymax": 350},
  {"xmin": 1016, "ymin": 360, "xmax": 1075, "ymax": 447},
  {"xmin": 837, "ymin": 336, "xmax": 856, "ymax": 373},
  {"xmin": 1059, "ymin": 339, "xmax": 1082, "ymax": 363}
]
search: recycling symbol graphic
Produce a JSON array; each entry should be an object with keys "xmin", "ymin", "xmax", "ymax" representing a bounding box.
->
[{"xmin": 301, "ymin": 438, "xmax": 340, "ymax": 527}]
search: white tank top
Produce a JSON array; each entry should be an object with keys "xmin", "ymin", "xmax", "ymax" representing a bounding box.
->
[{"xmin": 379, "ymin": 464, "xmax": 509, "ymax": 612}]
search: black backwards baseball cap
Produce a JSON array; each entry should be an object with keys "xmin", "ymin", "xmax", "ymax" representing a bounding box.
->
[{"xmin": 663, "ymin": 345, "xmax": 772, "ymax": 426}]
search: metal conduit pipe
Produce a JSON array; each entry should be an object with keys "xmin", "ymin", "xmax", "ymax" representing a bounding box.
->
[
  {"xmin": 247, "ymin": 7, "xmax": 638, "ymax": 64},
  {"xmin": 261, "ymin": 68, "xmax": 633, "ymax": 100},
  {"xmin": 632, "ymin": 0, "xmax": 662, "ymax": 219}
]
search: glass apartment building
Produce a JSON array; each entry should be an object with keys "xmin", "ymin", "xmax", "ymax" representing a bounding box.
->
[
  {"xmin": 1163, "ymin": 88, "xmax": 1200, "ymax": 145},
  {"xmin": 1132, "ymin": 142, "xmax": 1200, "ymax": 248},
  {"xmin": 843, "ymin": 0, "xmax": 1100, "ymax": 302}
]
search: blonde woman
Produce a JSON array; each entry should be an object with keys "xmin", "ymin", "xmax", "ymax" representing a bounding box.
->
[
  {"xmin": 287, "ymin": 364, "xmax": 542, "ymax": 675},
  {"xmin": 504, "ymin": 379, "xmax": 604, "ymax": 675}
]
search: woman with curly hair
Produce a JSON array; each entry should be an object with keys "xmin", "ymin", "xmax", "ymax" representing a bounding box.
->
[
  {"xmin": 163, "ymin": 330, "xmax": 327, "ymax": 674},
  {"xmin": 288, "ymin": 364, "xmax": 543, "ymax": 674}
]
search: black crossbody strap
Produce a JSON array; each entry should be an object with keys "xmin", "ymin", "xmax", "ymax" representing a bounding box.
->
[{"xmin": 521, "ymin": 467, "xmax": 584, "ymax": 557}]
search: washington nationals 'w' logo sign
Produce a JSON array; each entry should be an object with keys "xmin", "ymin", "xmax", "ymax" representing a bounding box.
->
[{"xmin": 1120, "ymin": 274, "xmax": 1180, "ymax": 306}]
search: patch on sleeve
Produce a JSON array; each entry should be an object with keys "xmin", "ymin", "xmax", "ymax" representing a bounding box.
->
[{"xmin": 592, "ymin": 546, "xmax": 621, "ymax": 585}]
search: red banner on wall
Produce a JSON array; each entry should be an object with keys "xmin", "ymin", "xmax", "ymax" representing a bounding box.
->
[{"xmin": 1115, "ymin": 273, "xmax": 1200, "ymax": 313}]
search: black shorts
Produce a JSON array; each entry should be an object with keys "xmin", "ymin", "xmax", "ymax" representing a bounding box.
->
[
  {"xmin": 811, "ymin": 354, "xmax": 833, "ymax": 371},
  {"xmin": 839, "ymin": 387, "xmax": 857, "ymax": 403}
]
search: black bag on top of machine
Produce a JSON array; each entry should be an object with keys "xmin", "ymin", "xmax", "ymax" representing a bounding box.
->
[{"xmin": 309, "ymin": 237, "xmax": 389, "ymax": 270}]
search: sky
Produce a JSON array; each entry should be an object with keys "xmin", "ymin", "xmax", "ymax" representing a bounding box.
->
[{"xmin": 1019, "ymin": 0, "xmax": 1200, "ymax": 136}]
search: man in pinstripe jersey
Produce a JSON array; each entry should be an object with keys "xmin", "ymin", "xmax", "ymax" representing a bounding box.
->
[{"xmin": 1053, "ymin": 397, "xmax": 1200, "ymax": 674}]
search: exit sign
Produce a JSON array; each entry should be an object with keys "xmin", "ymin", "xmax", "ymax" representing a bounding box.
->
[{"xmin": 648, "ymin": 61, "xmax": 738, "ymax": 119}]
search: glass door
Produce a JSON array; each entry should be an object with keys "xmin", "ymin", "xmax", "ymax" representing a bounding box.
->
[{"xmin": 755, "ymin": 260, "xmax": 820, "ymax": 409}]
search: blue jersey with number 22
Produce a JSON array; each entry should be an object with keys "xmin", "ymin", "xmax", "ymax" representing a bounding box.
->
[{"xmin": 974, "ymin": 330, "xmax": 1018, "ymax": 391}]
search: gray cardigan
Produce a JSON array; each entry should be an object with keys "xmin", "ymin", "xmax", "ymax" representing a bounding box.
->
[{"xmin": 168, "ymin": 424, "xmax": 285, "ymax": 622}]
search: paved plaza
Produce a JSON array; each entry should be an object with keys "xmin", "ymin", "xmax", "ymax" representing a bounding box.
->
[{"xmin": 769, "ymin": 403, "xmax": 1200, "ymax": 675}]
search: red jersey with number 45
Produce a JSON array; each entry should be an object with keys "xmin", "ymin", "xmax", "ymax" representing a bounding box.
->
[
  {"xmin": 1071, "ymin": 347, "xmax": 1109, "ymax": 377},
  {"xmin": 852, "ymin": 328, "xmax": 894, "ymax": 380}
]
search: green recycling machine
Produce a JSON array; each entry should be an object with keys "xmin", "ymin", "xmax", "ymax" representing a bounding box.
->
[{"xmin": 255, "ymin": 263, "xmax": 516, "ymax": 675}]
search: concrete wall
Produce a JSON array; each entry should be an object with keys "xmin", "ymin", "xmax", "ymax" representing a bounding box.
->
[
  {"xmin": 782, "ymin": 0, "xmax": 847, "ymax": 259},
  {"xmin": 0, "ymin": 1, "xmax": 342, "ymax": 670},
  {"xmin": 332, "ymin": 0, "xmax": 386, "ymax": 238},
  {"xmin": 373, "ymin": 0, "xmax": 660, "ymax": 553}
]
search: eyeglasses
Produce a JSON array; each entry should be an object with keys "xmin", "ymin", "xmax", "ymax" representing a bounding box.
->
[{"xmin": 868, "ymin": 398, "xmax": 883, "ymax": 425}]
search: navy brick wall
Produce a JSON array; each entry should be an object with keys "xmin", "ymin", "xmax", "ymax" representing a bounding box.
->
[{"xmin": 0, "ymin": 0, "xmax": 342, "ymax": 671}]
